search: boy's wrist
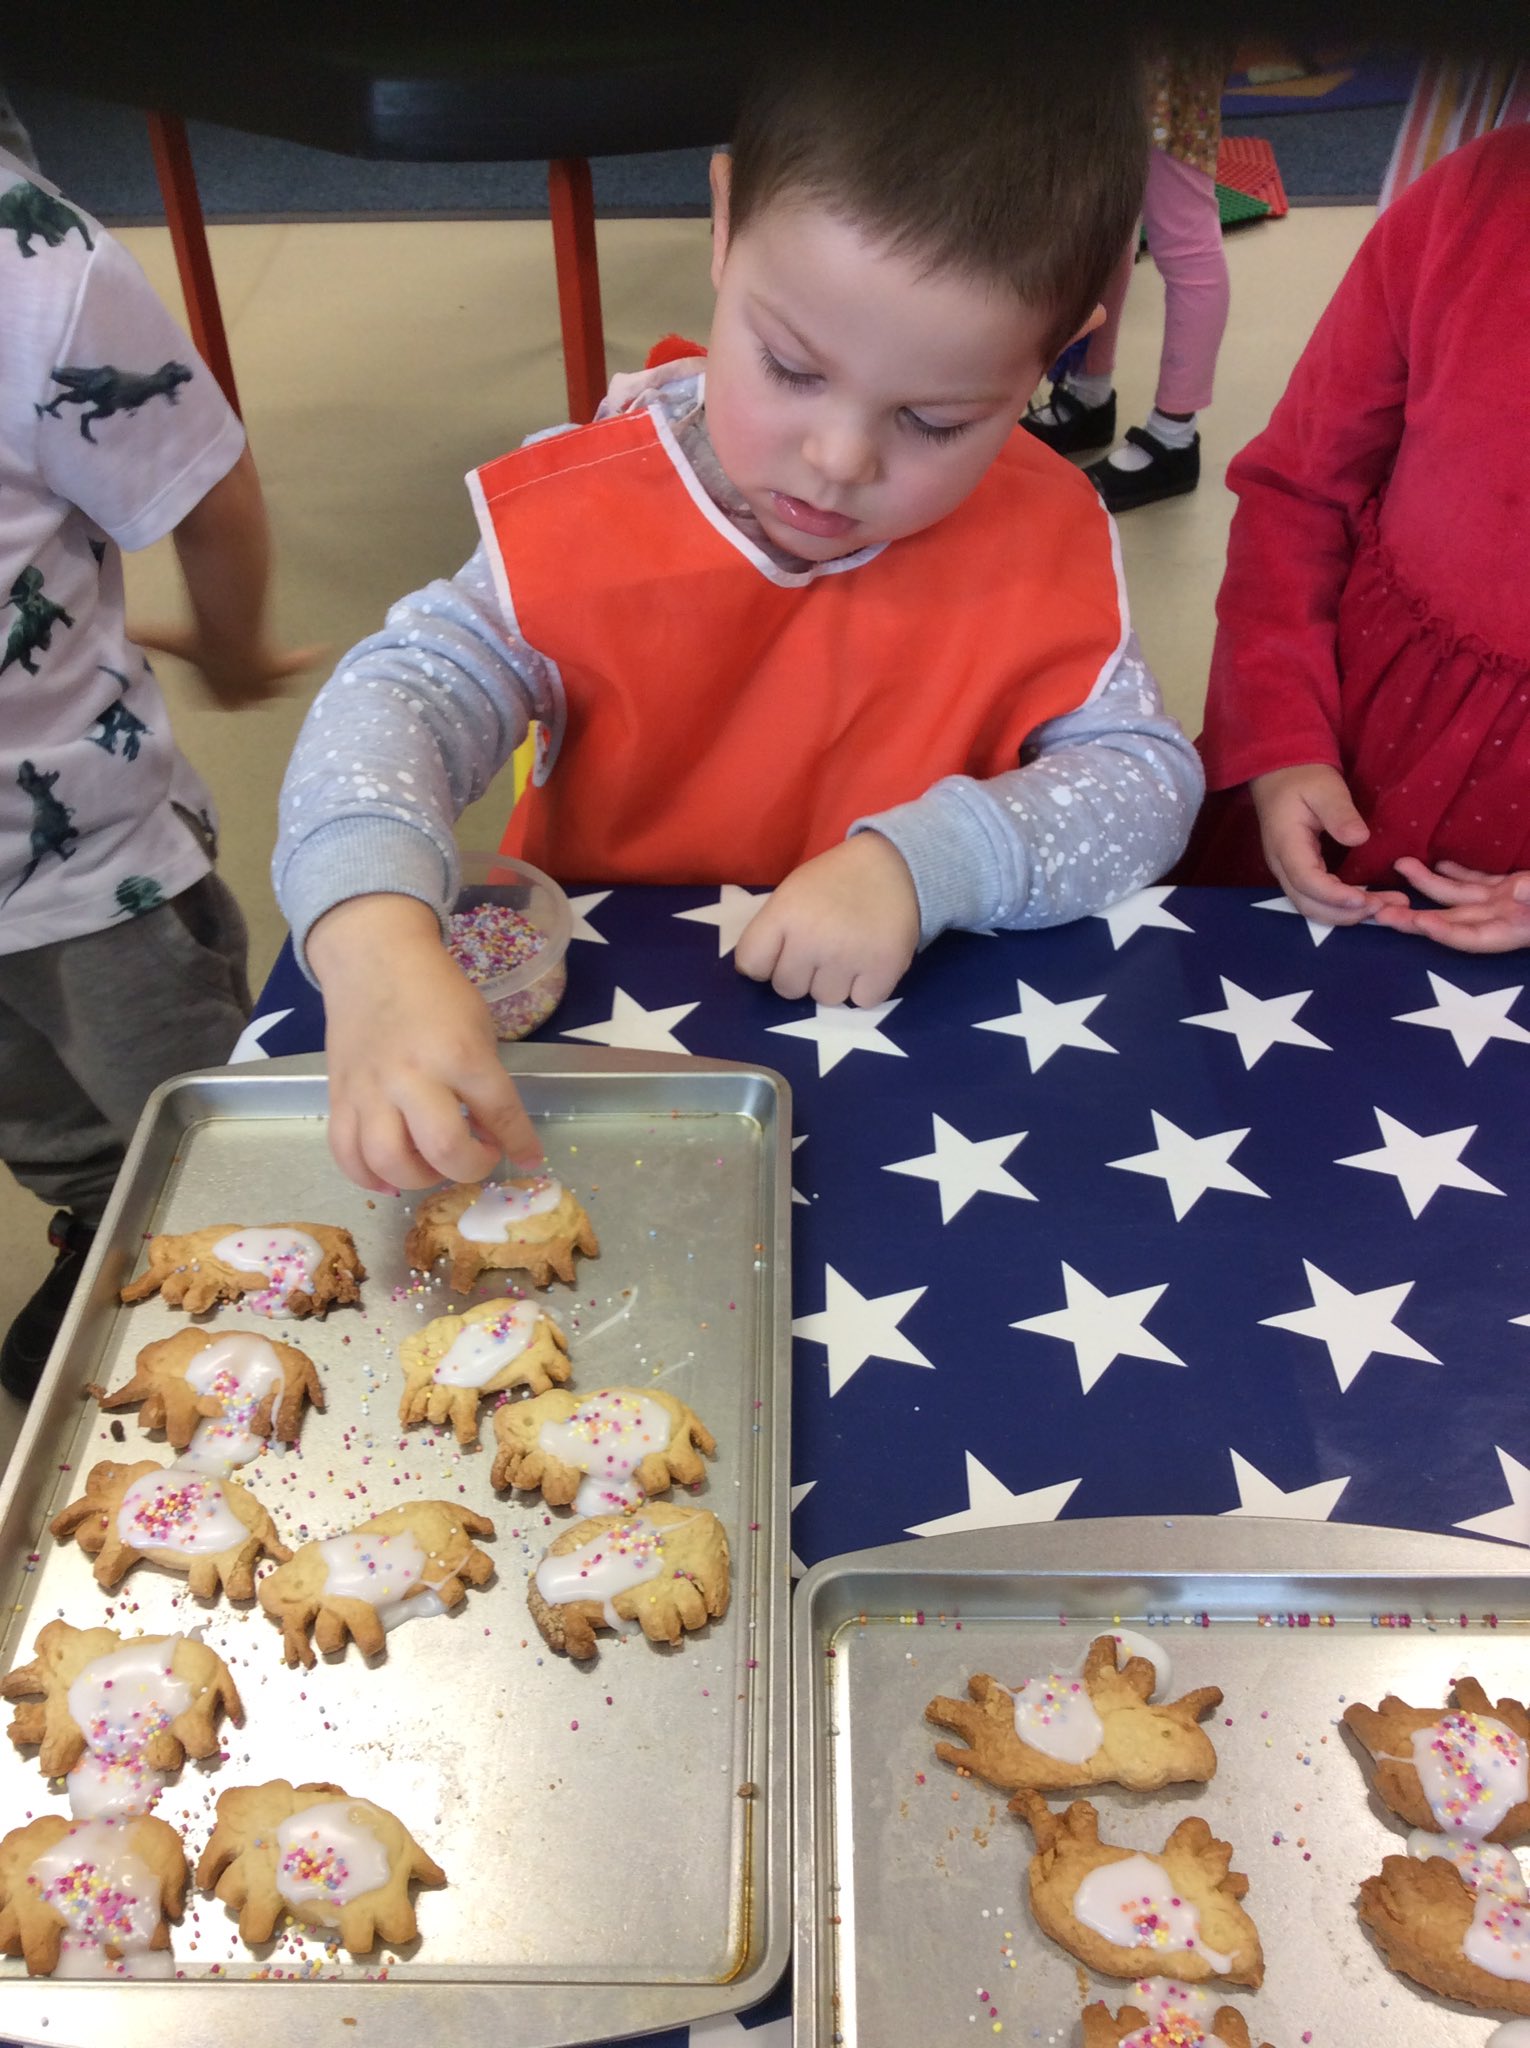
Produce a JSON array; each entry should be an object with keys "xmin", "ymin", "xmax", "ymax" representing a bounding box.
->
[{"xmin": 307, "ymin": 893, "xmax": 444, "ymax": 987}]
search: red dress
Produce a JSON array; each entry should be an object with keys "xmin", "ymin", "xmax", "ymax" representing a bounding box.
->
[{"xmin": 1184, "ymin": 126, "xmax": 1530, "ymax": 886}]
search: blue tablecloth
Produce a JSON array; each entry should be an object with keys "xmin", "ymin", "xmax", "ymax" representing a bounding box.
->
[{"xmin": 249, "ymin": 883, "xmax": 1530, "ymax": 2045}]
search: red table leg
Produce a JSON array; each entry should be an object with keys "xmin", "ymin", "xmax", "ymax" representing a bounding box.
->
[
  {"xmin": 146, "ymin": 110, "xmax": 242, "ymax": 419},
  {"xmin": 547, "ymin": 156, "xmax": 607, "ymax": 424}
]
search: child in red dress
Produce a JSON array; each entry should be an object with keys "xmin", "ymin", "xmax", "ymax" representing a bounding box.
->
[{"xmin": 1185, "ymin": 126, "xmax": 1530, "ymax": 953}]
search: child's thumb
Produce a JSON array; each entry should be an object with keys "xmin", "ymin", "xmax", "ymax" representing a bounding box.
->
[{"xmin": 1314, "ymin": 778, "xmax": 1370, "ymax": 847}]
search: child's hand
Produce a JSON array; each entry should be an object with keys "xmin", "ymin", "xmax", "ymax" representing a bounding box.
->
[
  {"xmin": 1371, "ymin": 860, "xmax": 1530, "ymax": 952},
  {"xmin": 1252, "ymin": 764, "xmax": 1407, "ymax": 924},
  {"xmin": 129, "ymin": 622, "xmax": 325, "ymax": 708},
  {"xmin": 734, "ymin": 834, "xmax": 921, "ymax": 1007},
  {"xmin": 306, "ymin": 895, "xmax": 544, "ymax": 1193}
]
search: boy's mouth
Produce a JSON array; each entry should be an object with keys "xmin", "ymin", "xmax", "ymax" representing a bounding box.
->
[{"xmin": 768, "ymin": 491, "xmax": 856, "ymax": 540}]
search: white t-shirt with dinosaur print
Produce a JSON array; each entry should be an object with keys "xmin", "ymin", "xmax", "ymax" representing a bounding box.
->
[{"xmin": 0, "ymin": 147, "xmax": 245, "ymax": 954}]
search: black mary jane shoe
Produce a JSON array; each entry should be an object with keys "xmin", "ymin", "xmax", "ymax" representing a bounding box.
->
[
  {"xmin": 1084, "ymin": 425, "xmax": 1200, "ymax": 513},
  {"xmin": 1021, "ymin": 382, "xmax": 1117, "ymax": 457}
]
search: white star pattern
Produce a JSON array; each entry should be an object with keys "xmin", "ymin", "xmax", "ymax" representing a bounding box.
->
[
  {"xmin": 1222, "ymin": 1448, "xmax": 1350, "ymax": 1521},
  {"xmin": 769, "ymin": 998, "xmax": 906, "ymax": 1077},
  {"xmin": 1091, "ymin": 885, "xmax": 1193, "ymax": 949},
  {"xmin": 561, "ymin": 987, "xmax": 698, "ymax": 1053},
  {"xmin": 1455, "ymin": 1449, "xmax": 1530, "ymax": 1547},
  {"xmin": 792, "ymin": 1133, "xmax": 809, "ymax": 1207},
  {"xmin": 884, "ymin": 1115, "xmax": 1034, "ymax": 1223},
  {"xmin": 1182, "ymin": 977, "xmax": 1330, "ymax": 1069},
  {"xmin": 793, "ymin": 1267, "xmax": 934, "ymax": 1396},
  {"xmin": 228, "ymin": 1009, "xmax": 292, "ymax": 1063},
  {"xmin": 1395, "ymin": 971, "xmax": 1530, "ymax": 1067},
  {"xmin": 790, "ymin": 1480, "xmax": 816, "ymax": 1579},
  {"xmin": 974, "ymin": 980, "xmax": 1116, "ymax": 1072},
  {"xmin": 1260, "ymin": 1260, "xmax": 1439, "ymax": 1393},
  {"xmin": 564, "ymin": 889, "xmax": 611, "ymax": 943},
  {"xmin": 1012, "ymin": 1263, "xmax": 1185, "ymax": 1394},
  {"xmin": 1255, "ymin": 895, "xmax": 1337, "ymax": 947},
  {"xmin": 1336, "ymin": 1109, "xmax": 1503, "ymax": 1219},
  {"xmin": 673, "ymin": 885, "xmax": 768, "ymax": 958},
  {"xmin": 905, "ymin": 1453, "xmax": 1081, "ymax": 1537},
  {"xmin": 1107, "ymin": 1111, "xmax": 1267, "ymax": 1221}
]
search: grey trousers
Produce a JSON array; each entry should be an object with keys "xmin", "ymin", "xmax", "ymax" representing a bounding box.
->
[{"xmin": 0, "ymin": 873, "xmax": 250, "ymax": 1228}]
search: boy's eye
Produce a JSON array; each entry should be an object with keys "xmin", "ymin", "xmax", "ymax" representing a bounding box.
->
[
  {"xmin": 902, "ymin": 411, "xmax": 973, "ymax": 445},
  {"xmin": 757, "ymin": 345, "xmax": 820, "ymax": 391}
]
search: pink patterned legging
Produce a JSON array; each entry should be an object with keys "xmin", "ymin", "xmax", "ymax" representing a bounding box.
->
[{"xmin": 1084, "ymin": 148, "xmax": 1230, "ymax": 415}]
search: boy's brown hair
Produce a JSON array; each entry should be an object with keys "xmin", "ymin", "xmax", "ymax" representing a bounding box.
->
[{"xmin": 727, "ymin": 20, "xmax": 1149, "ymax": 362}]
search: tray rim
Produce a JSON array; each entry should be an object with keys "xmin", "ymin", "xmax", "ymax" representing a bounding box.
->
[
  {"xmin": 0, "ymin": 1047, "xmax": 795, "ymax": 2048},
  {"xmin": 791, "ymin": 1513, "xmax": 1530, "ymax": 2048}
]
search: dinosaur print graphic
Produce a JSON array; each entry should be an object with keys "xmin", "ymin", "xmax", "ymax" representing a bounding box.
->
[
  {"xmin": 36, "ymin": 361, "xmax": 193, "ymax": 443},
  {"xmin": 1, "ymin": 566, "xmax": 75, "ymax": 677},
  {"xmin": 0, "ymin": 182, "xmax": 94, "ymax": 259},
  {"xmin": 6, "ymin": 761, "xmax": 78, "ymax": 904},
  {"xmin": 89, "ymin": 668, "xmax": 152, "ymax": 761},
  {"xmin": 112, "ymin": 876, "xmax": 165, "ymax": 918}
]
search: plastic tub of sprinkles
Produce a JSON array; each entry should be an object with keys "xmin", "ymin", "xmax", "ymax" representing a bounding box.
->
[{"xmin": 449, "ymin": 853, "xmax": 571, "ymax": 1041}]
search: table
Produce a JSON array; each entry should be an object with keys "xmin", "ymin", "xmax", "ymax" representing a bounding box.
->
[
  {"xmin": 0, "ymin": 9, "xmax": 747, "ymax": 423},
  {"xmin": 247, "ymin": 881, "xmax": 1530, "ymax": 2045}
]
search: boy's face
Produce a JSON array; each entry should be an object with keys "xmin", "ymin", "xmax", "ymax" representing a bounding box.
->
[{"xmin": 705, "ymin": 163, "xmax": 1073, "ymax": 564}]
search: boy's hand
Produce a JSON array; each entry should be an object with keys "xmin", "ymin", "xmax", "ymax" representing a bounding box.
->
[
  {"xmin": 1371, "ymin": 859, "xmax": 1530, "ymax": 952},
  {"xmin": 735, "ymin": 834, "xmax": 921, "ymax": 1007},
  {"xmin": 1251, "ymin": 763, "xmax": 1406, "ymax": 925},
  {"xmin": 129, "ymin": 621, "xmax": 324, "ymax": 709},
  {"xmin": 306, "ymin": 895, "xmax": 544, "ymax": 1193}
]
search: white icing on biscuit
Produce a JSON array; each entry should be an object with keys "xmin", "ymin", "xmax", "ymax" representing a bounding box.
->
[
  {"xmin": 275, "ymin": 1799, "xmax": 390, "ymax": 1915},
  {"xmin": 64, "ymin": 1637, "xmax": 192, "ymax": 1820},
  {"xmin": 211, "ymin": 1228, "xmax": 323, "ymax": 1319},
  {"xmin": 1071, "ymin": 1855, "xmax": 1234, "ymax": 1971},
  {"xmin": 536, "ymin": 1390, "xmax": 672, "ymax": 1515},
  {"xmin": 432, "ymin": 1302, "xmax": 541, "ymax": 1387},
  {"xmin": 457, "ymin": 1177, "xmax": 563, "ymax": 1242}
]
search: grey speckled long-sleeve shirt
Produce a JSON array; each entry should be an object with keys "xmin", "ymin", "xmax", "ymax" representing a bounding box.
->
[{"xmin": 275, "ymin": 381, "xmax": 1203, "ymax": 971}]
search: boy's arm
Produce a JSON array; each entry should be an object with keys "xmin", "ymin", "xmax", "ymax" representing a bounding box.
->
[
  {"xmin": 734, "ymin": 639, "xmax": 1200, "ymax": 1006},
  {"xmin": 275, "ymin": 547, "xmax": 555, "ymax": 1189},
  {"xmin": 852, "ymin": 635, "xmax": 1204, "ymax": 937},
  {"xmin": 132, "ymin": 446, "xmax": 321, "ymax": 707},
  {"xmin": 274, "ymin": 544, "xmax": 554, "ymax": 972}
]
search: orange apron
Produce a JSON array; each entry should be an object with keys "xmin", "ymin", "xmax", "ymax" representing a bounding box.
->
[{"xmin": 470, "ymin": 404, "xmax": 1125, "ymax": 886}]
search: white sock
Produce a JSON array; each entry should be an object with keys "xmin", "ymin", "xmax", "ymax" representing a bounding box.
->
[
  {"xmin": 1063, "ymin": 370, "xmax": 1113, "ymax": 408},
  {"xmin": 1107, "ymin": 408, "xmax": 1197, "ymax": 471}
]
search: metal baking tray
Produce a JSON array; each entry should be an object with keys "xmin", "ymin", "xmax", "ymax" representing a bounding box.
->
[
  {"xmin": 0, "ymin": 1046, "xmax": 792, "ymax": 2048},
  {"xmin": 794, "ymin": 1518, "xmax": 1530, "ymax": 2046}
]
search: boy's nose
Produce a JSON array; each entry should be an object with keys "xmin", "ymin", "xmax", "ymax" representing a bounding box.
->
[{"xmin": 803, "ymin": 419, "xmax": 878, "ymax": 489}]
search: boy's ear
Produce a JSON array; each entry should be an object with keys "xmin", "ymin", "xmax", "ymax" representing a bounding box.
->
[{"xmin": 709, "ymin": 151, "xmax": 733, "ymax": 288}]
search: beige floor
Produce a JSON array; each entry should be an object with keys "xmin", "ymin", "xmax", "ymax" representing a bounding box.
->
[{"xmin": 0, "ymin": 203, "xmax": 1374, "ymax": 1457}]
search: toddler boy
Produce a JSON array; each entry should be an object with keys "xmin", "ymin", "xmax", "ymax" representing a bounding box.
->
[{"xmin": 275, "ymin": 26, "xmax": 1204, "ymax": 1194}]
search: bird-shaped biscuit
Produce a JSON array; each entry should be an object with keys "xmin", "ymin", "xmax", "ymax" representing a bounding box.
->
[
  {"xmin": 405, "ymin": 1175, "xmax": 598, "ymax": 1291},
  {"xmin": 1013, "ymin": 1794, "xmax": 1264, "ymax": 1988},
  {"xmin": 119, "ymin": 1222, "xmax": 364, "ymax": 1317},
  {"xmin": 925, "ymin": 1634, "xmax": 1222, "ymax": 1793},
  {"xmin": 2, "ymin": 1619, "xmax": 243, "ymax": 1786},
  {"xmin": 1082, "ymin": 1980, "xmax": 1272, "ymax": 2047},
  {"xmin": 1342, "ymin": 1679, "xmax": 1530, "ymax": 1843},
  {"xmin": 490, "ymin": 1385, "xmax": 716, "ymax": 1510},
  {"xmin": 1358, "ymin": 1849, "xmax": 1530, "ymax": 2014},
  {"xmin": 198, "ymin": 1778, "xmax": 444, "ymax": 1953},
  {"xmin": 528, "ymin": 1502, "xmax": 729, "ymax": 1660},
  {"xmin": 398, "ymin": 1298, "xmax": 570, "ymax": 1445},
  {"xmin": 0, "ymin": 1812, "xmax": 187, "ymax": 1976},
  {"xmin": 257, "ymin": 1501, "xmax": 496, "ymax": 1667},
  {"xmin": 91, "ymin": 1326, "xmax": 324, "ymax": 1460},
  {"xmin": 50, "ymin": 1457, "xmax": 291, "ymax": 1599}
]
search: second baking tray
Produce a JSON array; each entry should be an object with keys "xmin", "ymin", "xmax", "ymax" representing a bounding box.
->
[
  {"xmin": 0, "ymin": 1046, "xmax": 791, "ymax": 2048},
  {"xmin": 795, "ymin": 1517, "xmax": 1530, "ymax": 2046}
]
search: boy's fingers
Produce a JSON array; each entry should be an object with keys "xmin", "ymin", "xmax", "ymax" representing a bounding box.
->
[
  {"xmin": 733, "ymin": 909, "xmax": 782, "ymax": 984},
  {"xmin": 329, "ymin": 1103, "xmax": 395, "ymax": 1194},
  {"xmin": 360, "ymin": 1104, "xmax": 453, "ymax": 1192},
  {"xmin": 458, "ymin": 1069, "xmax": 542, "ymax": 1175}
]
